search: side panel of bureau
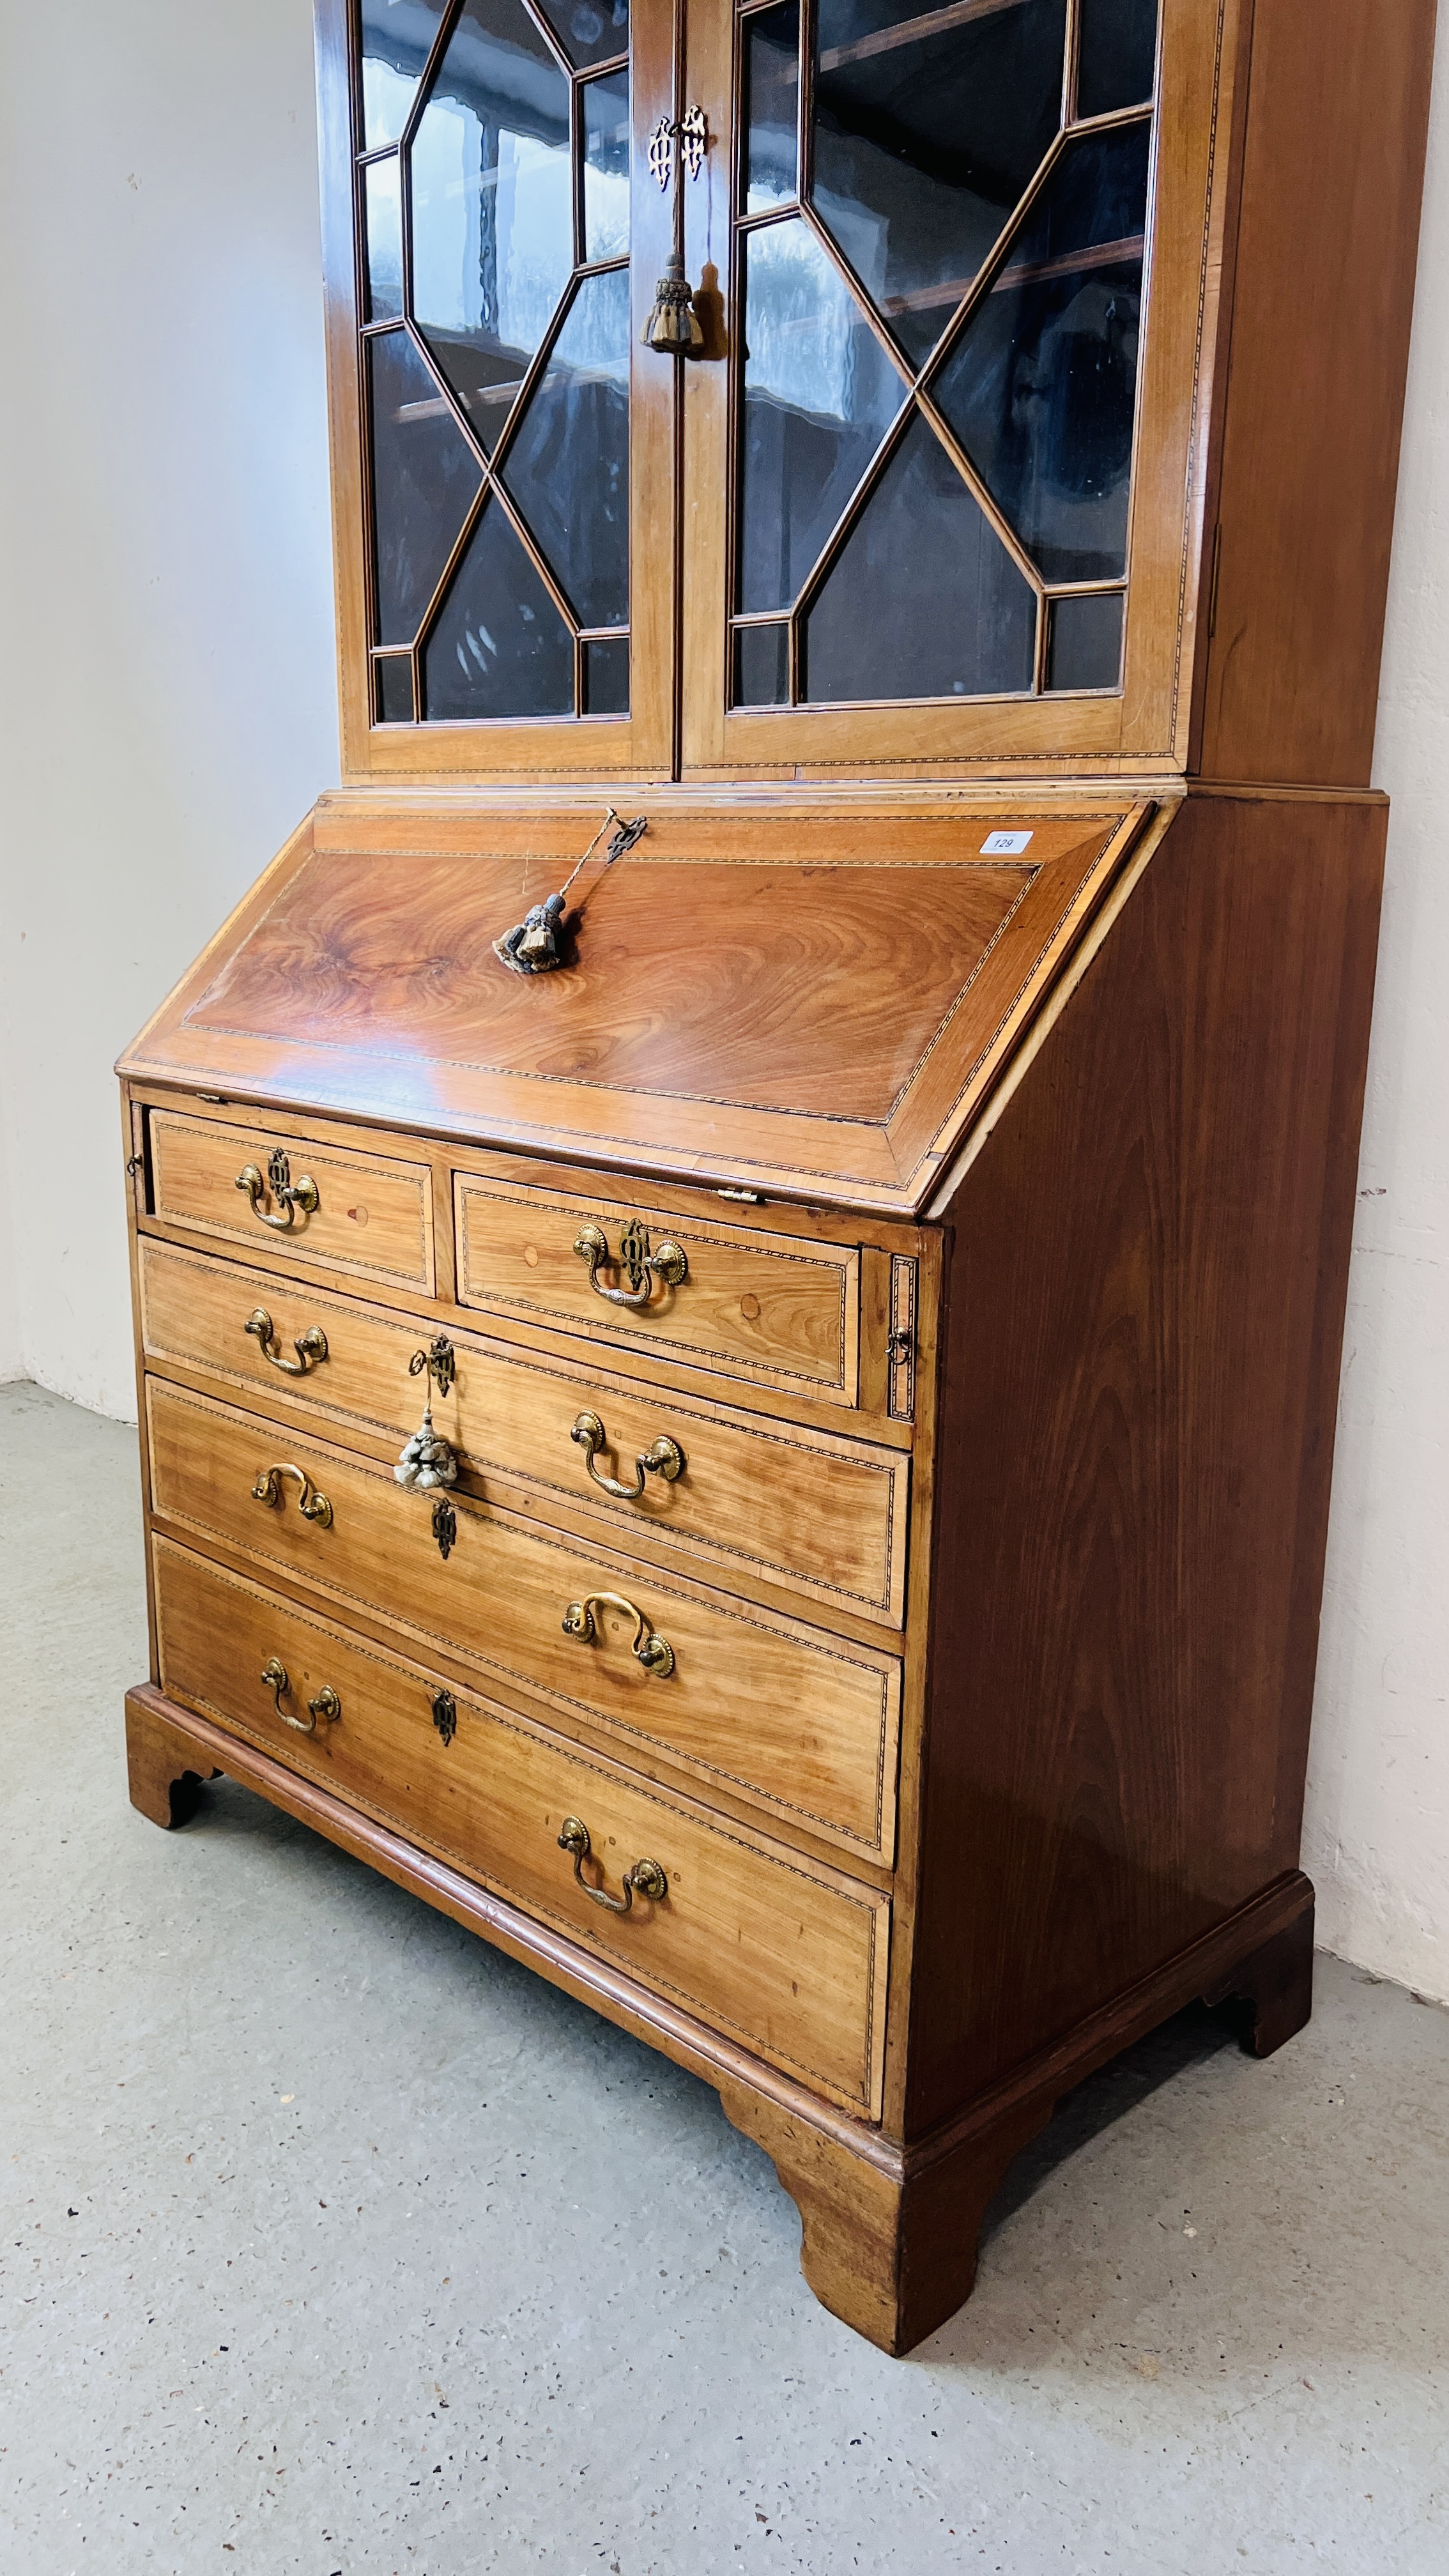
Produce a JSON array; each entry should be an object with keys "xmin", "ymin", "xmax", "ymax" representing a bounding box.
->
[
  {"xmin": 145, "ymin": 1377, "xmax": 901, "ymax": 1862},
  {"xmin": 907, "ymin": 793, "xmax": 1384, "ymax": 2129},
  {"xmin": 152, "ymin": 1538, "xmax": 889, "ymax": 2116}
]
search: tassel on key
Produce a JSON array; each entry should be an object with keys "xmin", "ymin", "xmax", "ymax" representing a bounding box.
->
[{"xmin": 641, "ymin": 252, "xmax": 705, "ymax": 355}]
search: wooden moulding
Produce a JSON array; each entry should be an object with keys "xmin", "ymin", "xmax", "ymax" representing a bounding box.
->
[{"xmin": 125, "ymin": 1682, "xmax": 1312, "ymax": 2356}]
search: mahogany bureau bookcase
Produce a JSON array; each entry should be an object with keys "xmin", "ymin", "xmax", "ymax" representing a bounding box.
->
[{"xmin": 118, "ymin": 0, "xmax": 1435, "ymax": 2350}]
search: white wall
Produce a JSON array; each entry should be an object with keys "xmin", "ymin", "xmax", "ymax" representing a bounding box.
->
[
  {"xmin": 0, "ymin": 0, "xmax": 339, "ymax": 1416},
  {"xmin": 0, "ymin": 3, "xmax": 1445, "ymax": 2001},
  {"xmin": 1300, "ymin": 3, "xmax": 1449, "ymax": 2005}
]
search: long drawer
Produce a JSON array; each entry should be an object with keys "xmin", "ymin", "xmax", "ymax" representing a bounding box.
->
[
  {"xmin": 152, "ymin": 1538, "xmax": 889, "ymax": 2117},
  {"xmin": 146, "ymin": 1380, "xmax": 901, "ymax": 1862},
  {"xmin": 455, "ymin": 1173, "xmax": 859, "ymax": 1404},
  {"xmin": 148, "ymin": 1108, "xmax": 434, "ymax": 1291},
  {"xmin": 137, "ymin": 1240, "xmax": 908, "ymax": 1627}
]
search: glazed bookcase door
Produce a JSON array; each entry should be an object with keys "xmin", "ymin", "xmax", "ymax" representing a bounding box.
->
[
  {"xmin": 318, "ymin": 0, "xmax": 677, "ymax": 778},
  {"xmin": 681, "ymin": 0, "xmax": 1238, "ymax": 776}
]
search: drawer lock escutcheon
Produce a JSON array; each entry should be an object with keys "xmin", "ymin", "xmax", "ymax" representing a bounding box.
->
[
  {"xmin": 235, "ymin": 1149, "xmax": 319, "ymax": 1232},
  {"xmin": 561, "ymin": 1589, "xmax": 675, "ymax": 1678},
  {"xmin": 557, "ymin": 1816, "xmax": 667, "ymax": 1915},
  {"xmin": 573, "ymin": 1219, "xmax": 687, "ymax": 1311},
  {"xmin": 252, "ymin": 1462, "xmax": 334, "ymax": 1528},
  {"xmin": 259, "ymin": 1657, "xmax": 339, "ymax": 1734},
  {"xmin": 244, "ymin": 1307, "xmax": 329, "ymax": 1377},
  {"xmin": 570, "ymin": 1410, "xmax": 684, "ymax": 1502}
]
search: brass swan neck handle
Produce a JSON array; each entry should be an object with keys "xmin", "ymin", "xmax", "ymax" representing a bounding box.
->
[
  {"xmin": 236, "ymin": 1160, "xmax": 319, "ymax": 1231},
  {"xmin": 251, "ymin": 1461, "xmax": 334, "ymax": 1528},
  {"xmin": 557, "ymin": 1817, "xmax": 667, "ymax": 1915},
  {"xmin": 560, "ymin": 1589, "xmax": 675, "ymax": 1677},
  {"xmin": 573, "ymin": 1220, "xmax": 687, "ymax": 1311},
  {"xmin": 245, "ymin": 1308, "xmax": 328, "ymax": 1376},
  {"xmin": 570, "ymin": 1411, "xmax": 684, "ymax": 1502},
  {"xmin": 259, "ymin": 1657, "xmax": 339, "ymax": 1735}
]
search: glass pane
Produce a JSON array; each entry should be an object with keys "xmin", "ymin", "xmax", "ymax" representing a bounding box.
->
[
  {"xmin": 1077, "ymin": 0, "xmax": 1158, "ymax": 118},
  {"xmin": 583, "ymin": 636, "xmax": 630, "ymax": 714},
  {"xmin": 360, "ymin": 0, "xmax": 450, "ymax": 151},
  {"xmin": 802, "ymin": 412, "xmax": 1036, "ymax": 701},
  {"xmin": 583, "ymin": 70, "xmax": 631, "ymax": 263},
  {"xmin": 374, "ymin": 654, "xmax": 416, "ymax": 720},
  {"xmin": 534, "ymin": 0, "xmax": 629, "ymax": 72},
  {"xmin": 812, "ymin": 0, "xmax": 1066, "ymax": 368},
  {"xmin": 367, "ymin": 329, "xmax": 484, "ymax": 643},
  {"xmin": 744, "ymin": 3, "xmax": 799, "ymax": 217},
  {"xmin": 1045, "ymin": 588, "xmax": 1123, "ymax": 689},
  {"xmin": 410, "ymin": 0, "xmax": 574, "ymax": 452},
  {"xmin": 500, "ymin": 268, "xmax": 630, "ymax": 626},
  {"xmin": 363, "ymin": 155, "xmax": 403, "ymax": 321},
  {"xmin": 733, "ymin": 624, "xmax": 790, "ymax": 707},
  {"xmin": 738, "ymin": 217, "xmax": 906, "ymax": 614},
  {"xmin": 425, "ymin": 498, "xmax": 574, "ymax": 717},
  {"xmin": 933, "ymin": 122, "xmax": 1150, "ymax": 582}
]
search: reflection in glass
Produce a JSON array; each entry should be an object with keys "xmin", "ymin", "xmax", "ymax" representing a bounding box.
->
[
  {"xmin": 360, "ymin": 0, "xmax": 450, "ymax": 150},
  {"xmin": 733, "ymin": 624, "xmax": 790, "ymax": 707},
  {"xmin": 534, "ymin": 0, "xmax": 629, "ymax": 72},
  {"xmin": 1045, "ymin": 588, "xmax": 1123, "ymax": 689},
  {"xmin": 1077, "ymin": 0, "xmax": 1158, "ymax": 118},
  {"xmin": 802, "ymin": 413, "xmax": 1036, "ymax": 701},
  {"xmin": 364, "ymin": 156, "xmax": 403, "ymax": 321},
  {"xmin": 812, "ymin": 0, "xmax": 1066, "ymax": 367},
  {"xmin": 583, "ymin": 70, "xmax": 631, "ymax": 262},
  {"xmin": 933, "ymin": 123, "xmax": 1150, "ymax": 582},
  {"xmin": 424, "ymin": 498, "xmax": 574, "ymax": 716},
  {"xmin": 583, "ymin": 636, "xmax": 630, "ymax": 714},
  {"xmin": 738, "ymin": 218, "xmax": 906, "ymax": 615},
  {"xmin": 500, "ymin": 268, "xmax": 629, "ymax": 627},
  {"xmin": 367, "ymin": 328, "xmax": 483, "ymax": 643},
  {"xmin": 744, "ymin": 4, "xmax": 799, "ymax": 216},
  {"xmin": 411, "ymin": 0, "xmax": 574, "ymax": 452},
  {"xmin": 374, "ymin": 654, "xmax": 416, "ymax": 721}
]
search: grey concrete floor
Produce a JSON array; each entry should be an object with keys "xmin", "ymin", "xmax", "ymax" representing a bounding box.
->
[{"xmin": 2, "ymin": 1380, "xmax": 1447, "ymax": 2575}]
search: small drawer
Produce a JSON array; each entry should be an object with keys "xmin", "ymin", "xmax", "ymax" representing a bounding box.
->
[
  {"xmin": 137, "ymin": 1240, "xmax": 909, "ymax": 1627},
  {"xmin": 455, "ymin": 1175, "xmax": 859, "ymax": 1404},
  {"xmin": 148, "ymin": 1108, "xmax": 433, "ymax": 1291},
  {"xmin": 146, "ymin": 1379, "xmax": 901, "ymax": 1863},
  {"xmin": 152, "ymin": 1538, "xmax": 889, "ymax": 2117}
]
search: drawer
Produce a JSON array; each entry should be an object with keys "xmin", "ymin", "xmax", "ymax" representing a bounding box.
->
[
  {"xmin": 152, "ymin": 1539, "xmax": 889, "ymax": 2116},
  {"xmin": 148, "ymin": 1108, "xmax": 433, "ymax": 1291},
  {"xmin": 137, "ymin": 1241, "xmax": 908, "ymax": 1627},
  {"xmin": 455, "ymin": 1175, "xmax": 859, "ymax": 1404},
  {"xmin": 146, "ymin": 1381, "xmax": 901, "ymax": 1862}
]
